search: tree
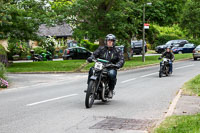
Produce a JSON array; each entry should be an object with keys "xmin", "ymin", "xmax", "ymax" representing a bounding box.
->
[
  {"xmin": 180, "ymin": 0, "xmax": 200, "ymax": 39},
  {"xmin": 52, "ymin": 0, "xmax": 142, "ymax": 46},
  {"xmin": 145, "ymin": 0, "xmax": 187, "ymax": 26},
  {"xmin": 0, "ymin": 0, "xmax": 56, "ymax": 41}
]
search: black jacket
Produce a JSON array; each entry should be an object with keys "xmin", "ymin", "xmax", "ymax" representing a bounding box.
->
[
  {"xmin": 161, "ymin": 51, "xmax": 174, "ymax": 60},
  {"xmin": 90, "ymin": 46, "xmax": 125, "ymax": 68}
]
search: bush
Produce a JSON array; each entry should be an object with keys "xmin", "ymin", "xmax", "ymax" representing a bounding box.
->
[
  {"xmin": 0, "ymin": 44, "xmax": 8, "ymax": 65},
  {"xmin": 147, "ymin": 24, "xmax": 186, "ymax": 49},
  {"xmin": 0, "ymin": 63, "xmax": 6, "ymax": 79},
  {"xmin": 80, "ymin": 40, "xmax": 99, "ymax": 52},
  {"xmin": 0, "ymin": 44, "xmax": 7, "ymax": 55},
  {"xmin": 33, "ymin": 47, "xmax": 46, "ymax": 54},
  {"xmin": 7, "ymin": 38, "xmax": 31, "ymax": 60},
  {"xmin": 188, "ymin": 39, "xmax": 200, "ymax": 46},
  {"xmin": 153, "ymin": 34, "xmax": 180, "ymax": 49}
]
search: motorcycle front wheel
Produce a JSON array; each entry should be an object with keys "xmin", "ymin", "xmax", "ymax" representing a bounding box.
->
[
  {"xmin": 85, "ymin": 80, "xmax": 96, "ymax": 108},
  {"xmin": 159, "ymin": 66, "xmax": 163, "ymax": 78}
]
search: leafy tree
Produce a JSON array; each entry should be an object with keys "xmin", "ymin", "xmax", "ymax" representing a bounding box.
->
[
  {"xmin": 52, "ymin": 0, "xmax": 142, "ymax": 46},
  {"xmin": 145, "ymin": 0, "xmax": 187, "ymax": 26},
  {"xmin": 0, "ymin": 0, "xmax": 55, "ymax": 41},
  {"xmin": 180, "ymin": 0, "xmax": 200, "ymax": 39}
]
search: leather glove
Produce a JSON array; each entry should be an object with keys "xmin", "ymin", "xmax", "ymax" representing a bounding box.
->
[
  {"xmin": 87, "ymin": 57, "xmax": 93, "ymax": 63},
  {"xmin": 115, "ymin": 64, "xmax": 120, "ymax": 69}
]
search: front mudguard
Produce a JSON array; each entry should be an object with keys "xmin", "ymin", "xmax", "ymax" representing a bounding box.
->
[{"xmin": 90, "ymin": 75, "xmax": 98, "ymax": 81}]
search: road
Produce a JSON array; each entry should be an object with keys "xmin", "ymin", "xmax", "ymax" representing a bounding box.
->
[{"xmin": 0, "ymin": 59, "xmax": 199, "ymax": 133}]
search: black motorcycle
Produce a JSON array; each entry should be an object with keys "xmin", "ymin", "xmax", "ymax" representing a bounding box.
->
[
  {"xmin": 159, "ymin": 58, "xmax": 170, "ymax": 78},
  {"xmin": 85, "ymin": 58, "xmax": 117, "ymax": 108}
]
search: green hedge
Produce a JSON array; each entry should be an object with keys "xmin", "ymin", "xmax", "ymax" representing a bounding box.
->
[
  {"xmin": 80, "ymin": 40, "xmax": 99, "ymax": 52},
  {"xmin": 0, "ymin": 63, "xmax": 6, "ymax": 79},
  {"xmin": 33, "ymin": 47, "xmax": 47, "ymax": 54},
  {"xmin": 0, "ymin": 44, "xmax": 6, "ymax": 55},
  {"xmin": 188, "ymin": 39, "xmax": 200, "ymax": 46},
  {"xmin": 0, "ymin": 44, "xmax": 8, "ymax": 65},
  {"xmin": 147, "ymin": 24, "xmax": 186, "ymax": 49}
]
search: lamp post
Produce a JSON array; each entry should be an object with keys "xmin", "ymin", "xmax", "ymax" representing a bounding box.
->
[{"xmin": 142, "ymin": 2, "xmax": 152, "ymax": 62}]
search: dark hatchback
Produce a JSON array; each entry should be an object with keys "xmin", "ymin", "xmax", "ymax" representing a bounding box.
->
[
  {"xmin": 155, "ymin": 40, "xmax": 188, "ymax": 53},
  {"xmin": 63, "ymin": 47, "xmax": 92, "ymax": 60},
  {"xmin": 172, "ymin": 43, "xmax": 196, "ymax": 54}
]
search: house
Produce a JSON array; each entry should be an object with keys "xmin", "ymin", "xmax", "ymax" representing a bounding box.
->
[
  {"xmin": 0, "ymin": 23, "xmax": 74, "ymax": 50},
  {"xmin": 37, "ymin": 23, "xmax": 73, "ymax": 47}
]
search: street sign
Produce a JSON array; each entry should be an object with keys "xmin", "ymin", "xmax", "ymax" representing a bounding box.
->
[{"xmin": 144, "ymin": 23, "xmax": 150, "ymax": 29}]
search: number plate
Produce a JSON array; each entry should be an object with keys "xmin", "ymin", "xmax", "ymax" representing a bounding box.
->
[{"xmin": 95, "ymin": 62, "xmax": 103, "ymax": 70}]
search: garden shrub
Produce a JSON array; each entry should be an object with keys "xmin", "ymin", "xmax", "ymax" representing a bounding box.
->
[
  {"xmin": 147, "ymin": 24, "xmax": 186, "ymax": 49},
  {"xmin": 0, "ymin": 44, "xmax": 8, "ymax": 65},
  {"xmin": 33, "ymin": 47, "xmax": 47, "ymax": 54},
  {"xmin": 0, "ymin": 63, "xmax": 6, "ymax": 79},
  {"xmin": 80, "ymin": 40, "xmax": 99, "ymax": 52}
]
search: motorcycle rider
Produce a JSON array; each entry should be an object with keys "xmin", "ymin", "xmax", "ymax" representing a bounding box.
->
[
  {"xmin": 87, "ymin": 34, "xmax": 125, "ymax": 98},
  {"xmin": 159, "ymin": 47, "xmax": 174, "ymax": 74}
]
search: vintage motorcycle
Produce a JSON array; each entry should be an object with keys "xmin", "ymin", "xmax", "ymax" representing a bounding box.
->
[
  {"xmin": 85, "ymin": 58, "xmax": 118, "ymax": 108},
  {"xmin": 159, "ymin": 58, "xmax": 171, "ymax": 78}
]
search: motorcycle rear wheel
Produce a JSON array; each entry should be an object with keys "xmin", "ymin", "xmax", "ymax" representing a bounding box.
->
[{"xmin": 85, "ymin": 80, "xmax": 96, "ymax": 108}]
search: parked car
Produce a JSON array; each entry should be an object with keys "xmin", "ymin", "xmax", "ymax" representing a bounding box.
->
[
  {"xmin": 172, "ymin": 43, "xmax": 196, "ymax": 54},
  {"xmin": 63, "ymin": 47, "xmax": 92, "ymax": 60},
  {"xmin": 131, "ymin": 40, "xmax": 147, "ymax": 55},
  {"xmin": 193, "ymin": 45, "xmax": 200, "ymax": 60},
  {"xmin": 155, "ymin": 40, "xmax": 188, "ymax": 53}
]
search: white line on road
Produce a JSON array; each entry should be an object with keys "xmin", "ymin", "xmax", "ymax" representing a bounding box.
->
[
  {"xmin": 140, "ymin": 72, "xmax": 158, "ymax": 78},
  {"xmin": 175, "ymin": 64, "xmax": 194, "ymax": 70},
  {"xmin": 26, "ymin": 94, "xmax": 78, "ymax": 106},
  {"xmin": 121, "ymin": 78, "xmax": 137, "ymax": 83}
]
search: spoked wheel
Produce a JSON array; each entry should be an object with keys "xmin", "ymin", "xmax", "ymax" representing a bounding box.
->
[
  {"xmin": 159, "ymin": 66, "xmax": 163, "ymax": 78},
  {"xmin": 159, "ymin": 71, "xmax": 162, "ymax": 78},
  {"xmin": 85, "ymin": 80, "xmax": 96, "ymax": 108}
]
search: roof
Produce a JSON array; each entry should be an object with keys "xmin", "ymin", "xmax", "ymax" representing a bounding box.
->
[{"xmin": 38, "ymin": 23, "xmax": 73, "ymax": 37}]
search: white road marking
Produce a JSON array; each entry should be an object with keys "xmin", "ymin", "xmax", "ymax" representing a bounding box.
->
[
  {"xmin": 121, "ymin": 78, "xmax": 137, "ymax": 83},
  {"xmin": 140, "ymin": 72, "xmax": 158, "ymax": 78},
  {"xmin": 26, "ymin": 94, "xmax": 78, "ymax": 106},
  {"xmin": 175, "ymin": 64, "xmax": 194, "ymax": 70}
]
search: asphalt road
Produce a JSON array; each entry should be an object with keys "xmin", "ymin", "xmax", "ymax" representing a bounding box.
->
[{"xmin": 1, "ymin": 59, "xmax": 200, "ymax": 133}]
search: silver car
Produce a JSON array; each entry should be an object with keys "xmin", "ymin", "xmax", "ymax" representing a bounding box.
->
[{"xmin": 193, "ymin": 45, "xmax": 200, "ymax": 60}]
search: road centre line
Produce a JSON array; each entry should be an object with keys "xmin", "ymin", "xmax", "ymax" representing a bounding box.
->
[
  {"xmin": 26, "ymin": 94, "xmax": 78, "ymax": 106},
  {"xmin": 175, "ymin": 64, "xmax": 194, "ymax": 70},
  {"xmin": 140, "ymin": 72, "xmax": 158, "ymax": 78},
  {"xmin": 121, "ymin": 78, "xmax": 137, "ymax": 84}
]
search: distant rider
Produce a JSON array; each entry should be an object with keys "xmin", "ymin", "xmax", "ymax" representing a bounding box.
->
[
  {"xmin": 87, "ymin": 34, "xmax": 125, "ymax": 98},
  {"xmin": 159, "ymin": 47, "xmax": 174, "ymax": 74}
]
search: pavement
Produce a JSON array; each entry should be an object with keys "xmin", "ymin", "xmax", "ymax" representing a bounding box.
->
[{"xmin": 1, "ymin": 59, "xmax": 200, "ymax": 133}]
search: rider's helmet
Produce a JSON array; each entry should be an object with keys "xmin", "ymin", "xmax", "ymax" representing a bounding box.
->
[{"xmin": 105, "ymin": 34, "xmax": 116, "ymax": 46}]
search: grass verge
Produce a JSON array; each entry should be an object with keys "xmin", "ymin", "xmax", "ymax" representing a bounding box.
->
[
  {"xmin": 182, "ymin": 74, "xmax": 200, "ymax": 96},
  {"xmin": 83, "ymin": 53, "xmax": 192, "ymax": 71},
  {"xmin": 7, "ymin": 53, "xmax": 192, "ymax": 73},
  {"xmin": 154, "ymin": 114, "xmax": 200, "ymax": 133},
  {"xmin": 7, "ymin": 60, "xmax": 86, "ymax": 73}
]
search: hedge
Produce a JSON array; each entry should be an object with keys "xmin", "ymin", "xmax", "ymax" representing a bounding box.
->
[
  {"xmin": 0, "ymin": 63, "xmax": 6, "ymax": 79},
  {"xmin": 80, "ymin": 40, "xmax": 99, "ymax": 52},
  {"xmin": 0, "ymin": 44, "xmax": 8, "ymax": 65}
]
